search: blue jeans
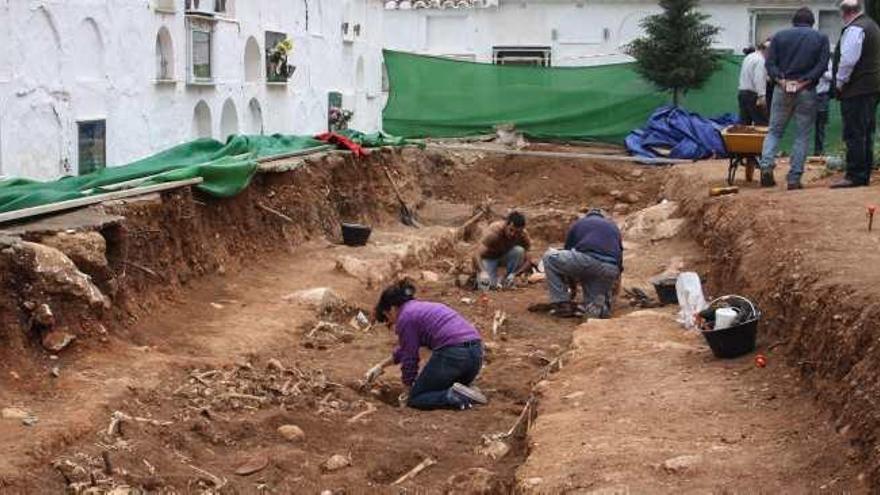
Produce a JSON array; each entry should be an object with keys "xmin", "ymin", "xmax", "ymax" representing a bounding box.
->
[
  {"xmin": 480, "ymin": 245, "xmax": 525, "ymax": 285},
  {"xmin": 759, "ymin": 86, "xmax": 817, "ymax": 185},
  {"xmin": 543, "ymin": 249, "xmax": 620, "ymax": 309},
  {"xmin": 408, "ymin": 342, "xmax": 483, "ymax": 410}
]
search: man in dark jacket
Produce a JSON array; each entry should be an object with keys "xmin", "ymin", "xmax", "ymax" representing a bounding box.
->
[
  {"xmin": 759, "ymin": 7, "xmax": 831, "ymax": 190},
  {"xmin": 542, "ymin": 209, "xmax": 622, "ymax": 319},
  {"xmin": 831, "ymin": 0, "xmax": 880, "ymax": 188}
]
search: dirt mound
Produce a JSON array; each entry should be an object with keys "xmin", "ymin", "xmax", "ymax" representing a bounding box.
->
[{"xmin": 666, "ymin": 162, "xmax": 880, "ymax": 488}]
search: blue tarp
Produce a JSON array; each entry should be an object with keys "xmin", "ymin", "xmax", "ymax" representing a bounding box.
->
[{"xmin": 625, "ymin": 106, "xmax": 738, "ymax": 161}]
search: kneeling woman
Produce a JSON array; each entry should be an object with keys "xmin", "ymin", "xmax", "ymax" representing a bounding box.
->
[{"xmin": 367, "ymin": 280, "xmax": 487, "ymax": 410}]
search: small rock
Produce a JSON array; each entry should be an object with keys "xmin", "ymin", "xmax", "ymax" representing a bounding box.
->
[
  {"xmin": 22, "ymin": 301, "xmax": 36, "ymax": 311},
  {"xmin": 322, "ymin": 454, "xmax": 351, "ymax": 472},
  {"xmin": 420, "ymin": 270, "xmax": 440, "ymax": 283},
  {"xmin": 267, "ymin": 359, "xmax": 285, "ymax": 372},
  {"xmin": 631, "ymin": 169, "xmax": 645, "ymax": 178},
  {"xmin": 621, "ymin": 191, "xmax": 642, "ymax": 204},
  {"xmin": 2, "ymin": 407, "xmax": 30, "ymax": 420},
  {"xmin": 283, "ymin": 288, "xmax": 342, "ymax": 312},
  {"xmin": 661, "ymin": 454, "xmax": 702, "ymax": 474},
  {"xmin": 612, "ymin": 203, "xmax": 630, "ymax": 216},
  {"xmin": 32, "ymin": 304, "xmax": 55, "ymax": 328},
  {"xmin": 460, "ymin": 297, "xmax": 475, "ymax": 305},
  {"xmin": 478, "ymin": 440, "xmax": 511, "ymax": 460},
  {"xmin": 50, "ymin": 366, "xmax": 60, "ymax": 378},
  {"xmin": 210, "ymin": 302, "xmax": 224, "ymax": 310},
  {"xmin": 42, "ymin": 331, "xmax": 76, "ymax": 353},
  {"xmin": 521, "ymin": 477, "xmax": 543, "ymax": 488},
  {"xmin": 609, "ymin": 190, "xmax": 622, "ymax": 199},
  {"xmin": 9, "ymin": 371, "xmax": 19, "ymax": 380},
  {"xmin": 446, "ymin": 467, "xmax": 503, "ymax": 493},
  {"xmin": 277, "ymin": 424, "xmax": 305, "ymax": 442},
  {"xmin": 21, "ymin": 416, "xmax": 38, "ymax": 427},
  {"xmin": 234, "ymin": 453, "xmax": 269, "ymax": 476},
  {"xmin": 456, "ymin": 274, "xmax": 472, "ymax": 288},
  {"xmin": 563, "ymin": 391, "xmax": 585, "ymax": 401}
]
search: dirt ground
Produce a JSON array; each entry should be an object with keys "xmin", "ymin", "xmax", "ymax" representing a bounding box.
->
[{"xmin": 0, "ymin": 147, "xmax": 875, "ymax": 493}]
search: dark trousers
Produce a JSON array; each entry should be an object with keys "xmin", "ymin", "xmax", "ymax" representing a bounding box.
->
[
  {"xmin": 738, "ymin": 90, "xmax": 768, "ymax": 126},
  {"xmin": 407, "ymin": 341, "xmax": 482, "ymax": 410},
  {"xmin": 841, "ymin": 93, "xmax": 880, "ymax": 185},
  {"xmin": 814, "ymin": 92, "xmax": 830, "ymax": 156}
]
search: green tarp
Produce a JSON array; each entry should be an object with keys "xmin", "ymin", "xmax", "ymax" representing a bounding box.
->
[
  {"xmin": 382, "ymin": 50, "xmax": 845, "ymax": 151},
  {"xmin": 0, "ymin": 134, "xmax": 331, "ymax": 214}
]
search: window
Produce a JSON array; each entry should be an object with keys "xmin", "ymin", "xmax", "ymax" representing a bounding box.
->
[
  {"xmin": 493, "ymin": 46, "xmax": 551, "ymax": 67},
  {"xmin": 188, "ymin": 18, "xmax": 214, "ymax": 82},
  {"xmin": 244, "ymin": 36, "xmax": 261, "ymax": 82},
  {"xmin": 77, "ymin": 120, "xmax": 106, "ymax": 175},
  {"xmin": 215, "ymin": 0, "xmax": 227, "ymax": 13},
  {"xmin": 818, "ymin": 10, "xmax": 843, "ymax": 47},
  {"xmin": 752, "ymin": 10, "xmax": 797, "ymax": 45},
  {"xmin": 154, "ymin": 0, "xmax": 175, "ymax": 12}
]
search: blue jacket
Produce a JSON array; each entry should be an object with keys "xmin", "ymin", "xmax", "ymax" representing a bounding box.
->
[
  {"xmin": 766, "ymin": 24, "xmax": 831, "ymax": 86},
  {"xmin": 564, "ymin": 214, "xmax": 623, "ymax": 269}
]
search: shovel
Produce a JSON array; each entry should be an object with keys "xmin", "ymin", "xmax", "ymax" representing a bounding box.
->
[{"xmin": 382, "ymin": 166, "xmax": 421, "ymax": 228}]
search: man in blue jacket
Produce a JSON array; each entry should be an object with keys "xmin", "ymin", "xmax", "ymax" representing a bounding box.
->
[
  {"xmin": 759, "ymin": 7, "xmax": 831, "ymax": 190},
  {"xmin": 543, "ymin": 209, "xmax": 622, "ymax": 319}
]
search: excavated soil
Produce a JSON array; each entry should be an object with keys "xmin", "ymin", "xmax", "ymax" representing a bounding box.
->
[{"xmin": 0, "ymin": 147, "xmax": 875, "ymax": 493}]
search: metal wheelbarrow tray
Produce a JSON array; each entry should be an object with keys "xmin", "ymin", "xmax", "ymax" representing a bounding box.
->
[{"xmin": 721, "ymin": 125, "xmax": 768, "ymax": 185}]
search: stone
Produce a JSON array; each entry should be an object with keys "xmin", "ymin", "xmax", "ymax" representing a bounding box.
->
[
  {"xmin": 277, "ymin": 424, "xmax": 305, "ymax": 442},
  {"xmin": 612, "ymin": 203, "xmax": 630, "ymax": 216},
  {"xmin": 39, "ymin": 231, "xmax": 109, "ymax": 272},
  {"xmin": 322, "ymin": 454, "xmax": 351, "ymax": 472},
  {"xmin": 42, "ymin": 330, "xmax": 76, "ymax": 353},
  {"xmin": 631, "ymin": 169, "xmax": 645, "ymax": 178},
  {"xmin": 620, "ymin": 191, "xmax": 642, "ymax": 204},
  {"xmin": 478, "ymin": 440, "xmax": 511, "ymax": 460},
  {"xmin": 234, "ymin": 453, "xmax": 270, "ymax": 476},
  {"xmin": 2, "ymin": 407, "xmax": 29, "ymax": 420},
  {"xmin": 283, "ymin": 288, "xmax": 342, "ymax": 312},
  {"xmin": 50, "ymin": 366, "xmax": 60, "ymax": 378},
  {"xmin": 335, "ymin": 255, "xmax": 385, "ymax": 288},
  {"xmin": 661, "ymin": 454, "xmax": 702, "ymax": 474},
  {"xmin": 521, "ymin": 477, "xmax": 544, "ymax": 489},
  {"xmin": 563, "ymin": 391, "xmax": 585, "ymax": 401},
  {"xmin": 14, "ymin": 242, "xmax": 109, "ymax": 309},
  {"xmin": 622, "ymin": 201, "xmax": 683, "ymax": 243},
  {"xmin": 267, "ymin": 359, "xmax": 285, "ymax": 372},
  {"xmin": 420, "ymin": 270, "xmax": 440, "ymax": 283},
  {"xmin": 446, "ymin": 468, "xmax": 504, "ymax": 494},
  {"xmin": 609, "ymin": 190, "xmax": 622, "ymax": 199},
  {"xmin": 456, "ymin": 274, "xmax": 472, "ymax": 288},
  {"xmin": 32, "ymin": 303, "xmax": 55, "ymax": 328}
]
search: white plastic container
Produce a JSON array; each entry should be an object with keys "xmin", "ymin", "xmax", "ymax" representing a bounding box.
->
[{"xmin": 714, "ymin": 307, "xmax": 739, "ymax": 330}]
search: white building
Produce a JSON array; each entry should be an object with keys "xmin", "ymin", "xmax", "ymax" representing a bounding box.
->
[{"xmin": 0, "ymin": 0, "xmax": 841, "ymax": 180}]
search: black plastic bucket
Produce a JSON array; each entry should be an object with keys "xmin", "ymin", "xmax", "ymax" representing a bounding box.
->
[
  {"xmin": 341, "ymin": 223, "xmax": 372, "ymax": 246},
  {"xmin": 652, "ymin": 277, "xmax": 678, "ymax": 305},
  {"xmin": 702, "ymin": 318, "xmax": 758, "ymax": 359}
]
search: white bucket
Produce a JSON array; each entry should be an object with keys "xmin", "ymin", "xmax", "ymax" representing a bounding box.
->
[{"xmin": 714, "ymin": 307, "xmax": 739, "ymax": 330}]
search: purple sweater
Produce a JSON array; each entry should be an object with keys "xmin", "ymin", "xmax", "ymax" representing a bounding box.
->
[{"xmin": 392, "ymin": 300, "xmax": 481, "ymax": 386}]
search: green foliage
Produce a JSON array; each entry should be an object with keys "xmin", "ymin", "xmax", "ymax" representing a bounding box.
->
[
  {"xmin": 626, "ymin": 0, "xmax": 721, "ymax": 105},
  {"xmin": 869, "ymin": 0, "xmax": 880, "ymax": 26}
]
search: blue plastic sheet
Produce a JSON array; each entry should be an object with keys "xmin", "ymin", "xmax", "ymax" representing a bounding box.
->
[{"xmin": 625, "ymin": 106, "xmax": 738, "ymax": 161}]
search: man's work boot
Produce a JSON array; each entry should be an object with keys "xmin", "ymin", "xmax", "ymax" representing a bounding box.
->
[
  {"xmin": 830, "ymin": 178, "xmax": 863, "ymax": 189},
  {"xmin": 549, "ymin": 301, "xmax": 580, "ymax": 318},
  {"xmin": 787, "ymin": 182, "xmax": 803, "ymax": 191},
  {"xmin": 760, "ymin": 170, "xmax": 777, "ymax": 188}
]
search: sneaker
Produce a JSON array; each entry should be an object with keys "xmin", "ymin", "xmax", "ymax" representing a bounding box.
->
[
  {"xmin": 760, "ymin": 170, "xmax": 777, "ymax": 187},
  {"xmin": 549, "ymin": 301, "xmax": 581, "ymax": 318},
  {"xmin": 451, "ymin": 382, "xmax": 488, "ymax": 405},
  {"xmin": 830, "ymin": 178, "xmax": 865, "ymax": 189}
]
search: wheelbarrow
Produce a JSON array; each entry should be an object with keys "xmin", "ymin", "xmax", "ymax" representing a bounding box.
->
[{"xmin": 721, "ymin": 125, "xmax": 768, "ymax": 186}]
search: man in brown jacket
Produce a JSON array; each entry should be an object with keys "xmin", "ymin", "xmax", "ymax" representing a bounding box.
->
[{"xmin": 475, "ymin": 211, "xmax": 531, "ymax": 290}]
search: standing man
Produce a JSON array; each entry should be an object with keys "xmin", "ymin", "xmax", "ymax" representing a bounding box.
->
[
  {"xmin": 738, "ymin": 41, "xmax": 769, "ymax": 126},
  {"xmin": 815, "ymin": 59, "xmax": 834, "ymax": 157},
  {"xmin": 759, "ymin": 8, "xmax": 831, "ymax": 190},
  {"xmin": 831, "ymin": 0, "xmax": 880, "ymax": 189},
  {"xmin": 474, "ymin": 211, "xmax": 531, "ymax": 290},
  {"xmin": 542, "ymin": 209, "xmax": 622, "ymax": 319}
]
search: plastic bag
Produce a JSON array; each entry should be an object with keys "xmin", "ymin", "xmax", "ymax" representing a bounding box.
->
[{"xmin": 676, "ymin": 272, "xmax": 707, "ymax": 331}]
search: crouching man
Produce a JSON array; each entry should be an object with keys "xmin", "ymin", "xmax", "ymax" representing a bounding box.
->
[
  {"xmin": 543, "ymin": 209, "xmax": 623, "ymax": 318},
  {"xmin": 474, "ymin": 211, "xmax": 532, "ymax": 290}
]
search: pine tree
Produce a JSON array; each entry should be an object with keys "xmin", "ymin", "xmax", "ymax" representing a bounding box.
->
[{"xmin": 626, "ymin": 0, "xmax": 721, "ymax": 106}]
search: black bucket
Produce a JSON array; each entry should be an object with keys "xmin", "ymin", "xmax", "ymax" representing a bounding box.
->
[
  {"xmin": 652, "ymin": 277, "xmax": 678, "ymax": 305},
  {"xmin": 702, "ymin": 318, "xmax": 759, "ymax": 359},
  {"xmin": 341, "ymin": 223, "xmax": 372, "ymax": 246}
]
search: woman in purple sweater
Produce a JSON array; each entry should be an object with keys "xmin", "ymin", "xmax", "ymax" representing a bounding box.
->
[{"xmin": 365, "ymin": 280, "xmax": 487, "ymax": 410}]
